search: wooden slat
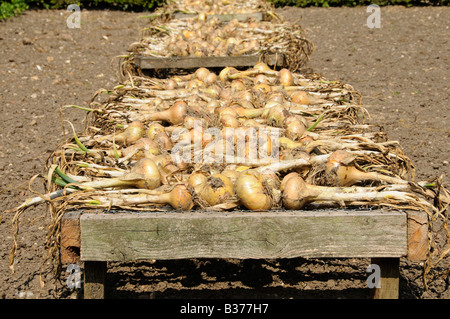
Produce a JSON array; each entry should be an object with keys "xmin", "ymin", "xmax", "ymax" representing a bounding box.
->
[
  {"xmin": 371, "ymin": 257, "xmax": 400, "ymax": 299},
  {"xmin": 80, "ymin": 210, "xmax": 407, "ymax": 262},
  {"xmin": 84, "ymin": 261, "xmax": 107, "ymax": 299},
  {"xmin": 134, "ymin": 54, "xmax": 284, "ymax": 70},
  {"xmin": 172, "ymin": 12, "xmax": 266, "ymax": 22}
]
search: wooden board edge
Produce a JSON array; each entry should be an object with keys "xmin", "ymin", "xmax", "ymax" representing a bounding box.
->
[
  {"xmin": 406, "ymin": 211, "xmax": 429, "ymax": 262},
  {"xmin": 133, "ymin": 53, "xmax": 285, "ymax": 70},
  {"xmin": 172, "ymin": 12, "xmax": 266, "ymax": 22},
  {"xmin": 80, "ymin": 209, "xmax": 408, "ymax": 262},
  {"xmin": 61, "ymin": 211, "xmax": 82, "ymax": 264}
]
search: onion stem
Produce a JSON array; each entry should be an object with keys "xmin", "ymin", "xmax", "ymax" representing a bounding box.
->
[{"xmin": 306, "ymin": 112, "xmax": 326, "ymax": 131}]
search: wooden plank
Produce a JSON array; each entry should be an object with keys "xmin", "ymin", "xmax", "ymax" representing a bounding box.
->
[
  {"xmin": 61, "ymin": 211, "xmax": 81, "ymax": 264},
  {"xmin": 80, "ymin": 210, "xmax": 407, "ymax": 262},
  {"xmin": 172, "ymin": 12, "xmax": 266, "ymax": 22},
  {"xmin": 370, "ymin": 257, "xmax": 400, "ymax": 299},
  {"xmin": 134, "ymin": 54, "xmax": 284, "ymax": 70},
  {"xmin": 407, "ymin": 211, "xmax": 429, "ymax": 261},
  {"xmin": 84, "ymin": 261, "xmax": 107, "ymax": 299}
]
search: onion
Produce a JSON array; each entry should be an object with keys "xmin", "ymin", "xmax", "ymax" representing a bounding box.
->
[
  {"xmin": 235, "ymin": 170, "xmax": 272, "ymax": 211},
  {"xmin": 104, "ymin": 184, "xmax": 193, "ymax": 210},
  {"xmin": 195, "ymin": 67, "xmax": 210, "ymax": 82},
  {"xmin": 153, "ymin": 184, "xmax": 194, "ymax": 210},
  {"xmin": 267, "ymin": 92, "xmax": 285, "ymax": 104},
  {"xmin": 325, "ymin": 150, "xmax": 407, "ymax": 187},
  {"xmin": 219, "ymin": 66, "xmax": 238, "ymax": 82},
  {"xmin": 146, "ymin": 122, "xmax": 166, "ymax": 139},
  {"xmin": 284, "ymin": 116, "xmax": 307, "ymax": 141},
  {"xmin": 220, "ymin": 113, "xmax": 239, "ymax": 128},
  {"xmin": 219, "ymin": 106, "xmax": 238, "ymax": 118},
  {"xmin": 203, "ymin": 138, "xmax": 234, "ymax": 163},
  {"xmin": 241, "ymin": 119, "xmax": 262, "ymax": 127},
  {"xmin": 262, "ymin": 104, "xmax": 289, "ymax": 127},
  {"xmin": 254, "ymin": 74, "xmax": 269, "ymax": 85},
  {"xmin": 201, "ymin": 174, "xmax": 235, "ymax": 206},
  {"xmin": 80, "ymin": 158, "xmax": 161, "ymax": 190},
  {"xmin": 183, "ymin": 115, "xmax": 199, "ymax": 130},
  {"xmin": 182, "ymin": 29, "xmax": 195, "ymax": 39},
  {"xmin": 119, "ymin": 137, "xmax": 161, "ymax": 162},
  {"xmin": 234, "ymin": 107, "xmax": 264, "ymax": 119},
  {"xmin": 253, "ymin": 62, "xmax": 272, "ymax": 72},
  {"xmin": 152, "ymin": 131, "xmax": 173, "ymax": 151},
  {"xmin": 165, "ymin": 79, "xmax": 178, "ymax": 90},
  {"xmin": 204, "ymin": 72, "xmax": 218, "ymax": 86},
  {"xmin": 235, "ymin": 89, "xmax": 254, "ymax": 102},
  {"xmin": 190, "ymin": 126, "xmax": 209, "ymax": 146},
  {"xmin": 148, "ymin": 154, "xmax": 171, "ymax": 170},
  {"xmin": 280, "ymin": 172, "xmax": 314, "ymax": 209},
  {"xmin": 147, "ymin": 101, "xmax": 187, "ymax": 125},
  {"xmin": 253, "ymin": 83, "xmax": 271, "ymax": 94},
  {"xmin": 96, "ymin": 121, "xmax": 145, "ymax": 146},
  {"xmin": 290, "ymin": 91, "xmax": 324, "ymax": 105},
  {"xmin": 188, "ymin": 171, "xmax": 208, "ymax": 194},
  {"xmin": 281, "ymin": 172, "xmax": 417, "ymax": 210},
  {"xmin": 278, "ymin": 68, "xmax": 294, "ymax": 86},
  {"xmin": 230, "ymin": 79, "xmax": 246, "ymax": 91},
  {"xmin": 221, "ymin": 167, "xmax": 239, "ymax": 184},
  {"xmin": 279, "ymin": 136, "xmax": 308, "ymax": 150},
  {"xmin": 187, "ymin": 79, "xmax": 205, "ymax": 90},
  {"xmin": 205, "ymin": 99, "xmax": 221, "ymax": 114}
]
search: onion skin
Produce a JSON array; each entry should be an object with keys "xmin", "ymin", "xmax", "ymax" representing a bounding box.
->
[{"xmin": 235, "ymin": 170, "xmax": 272, "ymax": 211}]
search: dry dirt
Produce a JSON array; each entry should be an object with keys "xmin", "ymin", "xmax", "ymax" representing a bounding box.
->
[{"xmin": 0, "ymin": 6, "xmax": 449, "ymax": 299}]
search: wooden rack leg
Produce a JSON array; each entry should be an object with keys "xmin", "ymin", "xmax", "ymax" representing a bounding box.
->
[
  {"xmin": 84, "ymin": 261, "xmax": 107, "ymax": 299},
  {"xmin": 370, "ymin": 257, "xmax": 400, "ymax": 299}
]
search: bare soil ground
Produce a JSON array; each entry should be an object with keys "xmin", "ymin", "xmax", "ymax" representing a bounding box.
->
[{"xmin": 0, "ymin": 6, "xmax": 448, "ymax": 299}]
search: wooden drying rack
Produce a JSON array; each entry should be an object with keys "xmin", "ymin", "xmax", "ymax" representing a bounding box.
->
[
  {"xmin": 133, "ymin": 53, "xmax": 285, "ymax": 73},
  {"xmin": 61, "ymin": 208, "xmax": 428, "ymax": 299},
  {"xmin": 62, "ymin": 9, "xmax": 427, "ymax": 301}
]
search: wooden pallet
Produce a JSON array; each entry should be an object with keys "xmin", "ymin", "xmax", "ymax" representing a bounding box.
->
[
  {"xmin": 61, "ymin": 209, "xmax": 429, "ymax": 299},
  {"xmin": 172, "ymin": 11, "xmax": 267, "ymax": 22},
  {"xmin": 133, "ymin": 53, "xmax": 285, "ymax": 72}
]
